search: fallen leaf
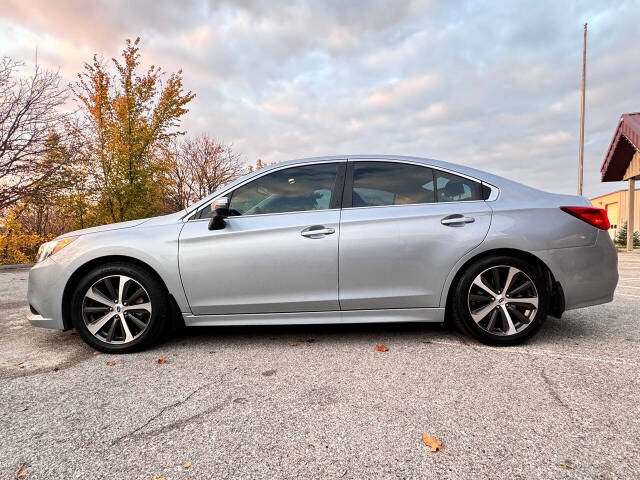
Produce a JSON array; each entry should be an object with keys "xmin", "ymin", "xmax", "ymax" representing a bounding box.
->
[
  {"xmin": 14, "ymin": 463, "xmax": 27, "ymax": 478},
  {"xmin": 422, "ymin": 433, "xmax": 442, "ymax": 452},
  {"xmin": 13, "ymin": 361, "xmax": 24, "ymax": 366},
  {"xmin": 157, "ymin": 356, "xmax": 167, "ymax": 364},
  {"xmin": 184, "ymin": 460, "xmax": 192, "ymax": 469},
  {"xmin": 93, "ymin": 351, "xmax": 101, "ymax": 355},
  {"xmin": 290, "ymin": 343, "xmax": 298, "ymax": 346},
  {"xmin": 105, "ymin": 361, "xmax": 116, "ymax": 367},
  {"xmin": 152, "ymin": 477, "xmax": 166, "ymax": 480},
  {"xmin": 374, "ymin": 345, "xmax": 389, "ymax": 352},
  {"xmin": 560, "ymin": 461, "xmax": 571, "ymax": 470}
]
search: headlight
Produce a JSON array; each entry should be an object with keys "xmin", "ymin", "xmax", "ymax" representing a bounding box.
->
[{"xmin": 36, "ymin": 236, "xmax": 78, "ymax": 263}]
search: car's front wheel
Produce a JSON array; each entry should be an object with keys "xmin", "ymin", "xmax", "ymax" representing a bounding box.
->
[
  {"xmin": 70, "ymin": 262, "xmax": 169, "ymax": 353},
  {"xmin": 451, "ymin": 255, "xmax": 549, "ymax": 345}
]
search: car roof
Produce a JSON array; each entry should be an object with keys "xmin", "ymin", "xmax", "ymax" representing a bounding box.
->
[{"xmin": 264, "ymin": 155, "xmax": 506, "ymax": 185}]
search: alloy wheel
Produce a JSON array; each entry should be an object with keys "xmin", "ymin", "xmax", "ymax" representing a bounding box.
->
[
  {"xmin": 82, "ymin": 275, "xmax": 152, "ymax": 344},
  {"xmin": 467, "ymin": 265, "xmax": 538, "ymax": 336}
]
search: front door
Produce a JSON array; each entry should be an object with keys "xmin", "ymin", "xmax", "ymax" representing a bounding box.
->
[
  {"xmin": 338, "ymin": 160, "xmax": 492, "ymax": 310},
  {"xmin": 179, "ymin": 162, "xmax": 345, "ymax": 315}
]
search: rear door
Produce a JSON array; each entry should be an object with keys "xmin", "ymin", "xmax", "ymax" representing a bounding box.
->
[{"xmin": 338, "ymin": 160, "xmax": 492, "ymax": 310}]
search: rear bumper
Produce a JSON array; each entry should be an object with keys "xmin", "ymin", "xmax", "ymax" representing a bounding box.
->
[{"xmin": 534, "ymin": 229, "xmax": 618, "ymax": 311}]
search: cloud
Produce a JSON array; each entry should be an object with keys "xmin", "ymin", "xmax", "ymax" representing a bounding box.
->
[{"xmin": 1, "ymin": 0, "xmax": 639, "ymax": 196}]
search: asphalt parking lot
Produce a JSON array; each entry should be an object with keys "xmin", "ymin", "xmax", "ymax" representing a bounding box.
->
[{"xmin": 1, "ymin": 253, "xmax": 639, "ymax": 479}]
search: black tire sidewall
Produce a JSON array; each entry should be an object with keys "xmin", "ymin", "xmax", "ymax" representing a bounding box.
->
[
  {"xmin": 70, "ymin": 262, "xmax": 168, "ymax": 353},
  {"xmin": 452, "ymin": 255, "xmax": 549, "ymax": 346}
]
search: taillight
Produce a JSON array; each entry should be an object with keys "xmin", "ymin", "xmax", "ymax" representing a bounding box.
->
[{"xmin": 560, "ymin": 206, "xmax": 610, "ymax": 230}]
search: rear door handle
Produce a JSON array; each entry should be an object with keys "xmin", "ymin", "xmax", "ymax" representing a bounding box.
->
[
  {"xmin": 441, "ymin": 214, "xmax": 475, "ymax": 226},
  {"xmin": 301, "ymin": 225, "xmax": 335, "ymax": 237}
]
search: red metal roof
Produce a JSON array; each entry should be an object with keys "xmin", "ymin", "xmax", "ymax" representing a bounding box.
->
[{"xmin": 601, "ymin": 113, "xmax": 640, "ymax": 181}]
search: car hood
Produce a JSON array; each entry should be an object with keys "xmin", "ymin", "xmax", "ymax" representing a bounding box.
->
[
  {"xmin": 58, "ymin": 218, "xmax": 150, "ymax": 238},
  {"xmin": 58, "ymin": 210, "xmax": 186, "ymax": 239}
]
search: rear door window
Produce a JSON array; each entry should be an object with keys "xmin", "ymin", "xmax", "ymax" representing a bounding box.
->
[{"xmin": 350, "ymin": 162, "xmax": 435, "ymax": 207}]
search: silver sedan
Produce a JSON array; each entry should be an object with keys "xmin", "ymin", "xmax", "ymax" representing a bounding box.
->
[{"xmin": 27, "ymin": 155, "xmax": 618, "ymax": 352}]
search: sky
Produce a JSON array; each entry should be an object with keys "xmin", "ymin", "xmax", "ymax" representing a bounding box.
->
[{"xmin": 1, "ymin": 0, "xmax": 639, "ymax": 197}]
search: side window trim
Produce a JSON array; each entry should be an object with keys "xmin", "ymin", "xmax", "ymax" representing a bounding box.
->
[
  {"xmin": 187, "ymin": 159, "xmax": 497, "ymax": 219},
  {"xmin": 330, "ymin": 162, "xmax": 347, "ymax": 210},
  {"xmin": 342, "ymin": 161, "xmax": 354, "ymax": 209},
  {"xmin": 190, "ymin": 160, "xmax": 346, "ymax": 220}
]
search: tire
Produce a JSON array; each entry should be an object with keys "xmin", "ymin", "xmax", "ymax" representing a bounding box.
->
[
  {"xmin": 451, "ymin": 255, "xmax": 549, "ymax": 346},
  {"xmin": 70, "ymin": 262, "xmax": 170, "ymax": 353}
]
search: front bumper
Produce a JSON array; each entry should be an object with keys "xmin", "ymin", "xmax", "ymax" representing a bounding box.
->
[
  {"xmin": 27, "ymin": 257, "xmax": 67, "ymax": 330},
  {"xmin": 28, "ymin": 313, "xmax": 61, "ymax": 329}
]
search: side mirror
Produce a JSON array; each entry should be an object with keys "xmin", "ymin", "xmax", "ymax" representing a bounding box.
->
[{"xmin": 208, "ymin": 196, "xmax": 230, "ymax": 230}]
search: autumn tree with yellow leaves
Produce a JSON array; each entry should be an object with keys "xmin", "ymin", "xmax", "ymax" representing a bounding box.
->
[{"xmin": 73, "ymin": 37, "xmax": 195, "ymax": 223}]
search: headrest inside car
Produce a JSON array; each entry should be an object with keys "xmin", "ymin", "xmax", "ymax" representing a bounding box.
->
[{"xmin": 444, "ymin": 181, "xmax": 465, "ymax": 197}]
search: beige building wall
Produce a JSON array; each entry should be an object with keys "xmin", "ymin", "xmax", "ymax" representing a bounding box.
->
[{"xmin": 591, "ymin": 188, "xmax": 640, "ymax": 240}]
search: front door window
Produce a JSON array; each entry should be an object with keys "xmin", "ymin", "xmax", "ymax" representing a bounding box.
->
[{"xmin": 228, "ymin": 163, "xmax": 340, "ymax": 216}]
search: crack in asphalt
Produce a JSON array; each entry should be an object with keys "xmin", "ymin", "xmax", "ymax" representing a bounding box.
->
[
  {"xmin": 139, "ymin": 394, "xmax": 234, "ymax": 439},
  {"xmin": 110, "ymin": 383, "xmax": 215, "ymax": 446},
  {"xmin": 0, "ymin": 338, "xmax": 93, "ymax": 381},
  {"xmin": 428, "ymin": 339, "xmax": 639, "ymax": 366},
  {"xmin": 539, "ymin": 366, "xmax": 572, "ymax": 413},
  {"xmin": 0, "ymin": 353, "xmax": 93, "ymax": 381}
]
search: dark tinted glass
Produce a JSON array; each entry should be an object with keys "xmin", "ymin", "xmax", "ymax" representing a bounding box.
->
[
  {"xmin": 227, "ymin": 163, "xmax": 339, "ymax": 216},
  {"xmin": 197, "ymin": 203, "xmax": 212, "ymax": 219},
  {"xmin": 434, "ymin": 170, "xmax": 483, "ymax": 202},
  {"xmin": 351, "ymin": 162, "xmax": 435, "ymax": 207}
]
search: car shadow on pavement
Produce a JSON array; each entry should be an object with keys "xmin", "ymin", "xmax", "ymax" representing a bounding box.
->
[
  {"xmin": 161, "ymin": 307, "xmax": 628, "ymax": 351},
  {"xmin": 165, "ymin": 321, "xmax": 452, "ymax": 347}
]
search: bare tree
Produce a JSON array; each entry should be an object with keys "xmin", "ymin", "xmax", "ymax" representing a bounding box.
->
[
  {"xmin": 165, "ymin": 134, "xmax": 245, "ymax": 211},
  {"xmin": 0, "ymin": 57, "xmax": 70, "ymax": 211},
  {"xmin": 15, "ymin": 120, "xmax": 92, "ymax": 237}
]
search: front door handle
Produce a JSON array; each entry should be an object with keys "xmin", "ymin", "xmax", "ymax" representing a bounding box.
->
[
  {"xmin": 441, "ymin": 214, "xmax": 475, "ymax": 226},
  {"xmin": 301, "ymin": 225, "xmax": 335, "ymax": 237}
]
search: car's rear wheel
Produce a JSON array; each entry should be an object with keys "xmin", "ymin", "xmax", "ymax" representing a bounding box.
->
[
  {"xmin": 70, "ymin": 262, "xmax": 169, "ymax": 353},
  {"xmin": 451, "ymin": 255, "xmax": 549, "ymax": 345}
]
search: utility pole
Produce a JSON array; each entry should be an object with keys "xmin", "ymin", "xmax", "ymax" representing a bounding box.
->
[{"xmin": 578, "ymin": 23, "xmax": 587, "ymax": 196}]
